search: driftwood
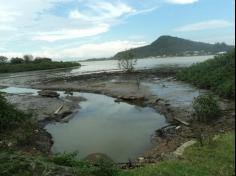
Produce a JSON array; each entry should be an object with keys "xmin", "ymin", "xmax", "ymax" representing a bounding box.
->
[
  {"xmin": 174, "ymin": 117, "xmax": 190, "ymax": 126},
  {"xmin": 54, "ymin": 105, "xmax": 63, "ymax": 115},
  {"xmin": 155, "ymin": 124, "xmax": 176, "ymax": 137}
]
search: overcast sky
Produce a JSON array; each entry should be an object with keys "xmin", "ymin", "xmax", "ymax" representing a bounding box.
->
[{"xmin": 0, "ymin": 0, "xmax": 235, "ymax": 60}]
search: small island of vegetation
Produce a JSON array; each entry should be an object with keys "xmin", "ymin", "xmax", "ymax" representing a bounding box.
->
[{"xmin": 0, "ymin": 55, "xmax": 80, "ymax": 73}]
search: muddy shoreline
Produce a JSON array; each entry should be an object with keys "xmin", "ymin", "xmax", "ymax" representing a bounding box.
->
[{"xmin": 0, "ymin": 68, "xmax": 235, "ymax": 166}]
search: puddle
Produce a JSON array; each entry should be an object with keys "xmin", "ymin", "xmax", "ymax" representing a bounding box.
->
[
  {"xmin": 45, "ymin": 93, "xmax": 167, "ymax": 163},
  {"xmin": 0, "ymin": 87, "xmax": 39, "ymax": 95},
  {"xmin": 144, "ymin": 79, "xmax": 206, "ymax": 108},
  {"xmin": 0, "ymin": 86, "xmax": 167, "ymax": 163}
]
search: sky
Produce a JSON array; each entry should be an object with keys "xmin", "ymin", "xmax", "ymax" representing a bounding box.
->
[{"xmin": 0, "ymin": 0, "xmax": 235, "ymax": 60}]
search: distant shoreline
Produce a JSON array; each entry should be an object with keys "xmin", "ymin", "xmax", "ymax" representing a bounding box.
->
[{"xmin": 80, "ymin": 54, "xmax": 214, "ymax": 62}]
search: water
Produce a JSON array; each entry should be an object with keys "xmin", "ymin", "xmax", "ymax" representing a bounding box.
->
[
  {"xmin": 0, "ymin": 86, "xmax": 39, "ymax": 95},
  {"xmin": 73, "ymin": 55, "xmax": 213, "ymax": 75},
  {"xmin": 144, "ymin": 79, "xmax": 206, "ymax": 108},
  {"xmin": 45, "ymin": 93, "xmax": 167, "ymax": 163},
  {"xmin": 0, "ymin": 55, "xmax": 213, "ymax": 86}
]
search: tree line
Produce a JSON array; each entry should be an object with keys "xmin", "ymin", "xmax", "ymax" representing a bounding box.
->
[{"xmin": 0, "ymin": 55, "xmax": 53, "ymax": 64}]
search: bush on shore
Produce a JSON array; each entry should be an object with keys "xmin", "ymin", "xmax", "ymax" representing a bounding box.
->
[
  {"xmin": 177, "ymin": 50, "xmax": 235, "ymax": 98},
  {"xmin": 0, "ymin": 94, "xmax": 30, "ymax": 132},
  {"xmin": 193, "ymin": 94, "xmax": 221, "ymax": 123}
]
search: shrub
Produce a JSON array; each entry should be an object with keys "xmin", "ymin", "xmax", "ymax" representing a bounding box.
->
[
  {"xmin": 90, "ymin": 159, "xmax": 119, "ymax": 176},
  {"xmin": 118, "ymin": 51, "xmax": 137, "ymax": 72},
  {"xmin": 50, "ymin": 152, "xmax": 119, "ymax": 176},
  {"xmin": 50, "ymin": 152, "xmax": 79, "ymax": 167},
  {"xmin": 0, "ymin": 94, "xmax": 29, "ymax": 132},
  {"xmin": 177, "ymin": 50, "xmax": 235, "ymax": 98},
  {"xmin": 193, "ymin": 94, "xmax": 221, "ymax": 123},
  {"xmin": 34, "ymin": 57, "xmax": 52, "ymax": 63},
  {"xmin": 0, "ymin": 56, "xmax": 8, "ymax": 64},
  {"xmin": 10, "ymin": 57, "xmax": 24, "ymax": 64}
]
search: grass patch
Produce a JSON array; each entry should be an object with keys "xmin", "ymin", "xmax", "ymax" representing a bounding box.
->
[
  {"xmin": 0, "ymin": 61, "xmax": 80, "ymax": 73},
  {"xmin": 177, "ymin": 50, "xmax": 235, "ymax": 98},
  {"xmin": 119, "ymin": 133, "xmax": 235, "ymax": 176}
]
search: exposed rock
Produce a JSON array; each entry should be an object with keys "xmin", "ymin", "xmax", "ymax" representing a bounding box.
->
[
  {"xmin": 64, "ymin": 90, "xmax": 73, "ymax": 95},
  {"xmin": 38, "ymin": 90, "xmax": 60, "ymax": 98},
  {"xmin": 155, "ymin": 98, "xmax": 163, "ymax": 103},
  {"xmin": 119, "ymin": 95, "xmax": 146, "ymax": 102},
  {"xmin": 173, "ymin": 140, "xmax": 197, "ymax": 157},
  {"xmin": 84, "ymin": 153, "xmax": 114, "ymax": 163}
]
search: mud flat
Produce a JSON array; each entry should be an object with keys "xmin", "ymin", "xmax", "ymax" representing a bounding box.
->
[{"xmin": 0, "ymin": 67, "xmax": 235, "ymax": 165}]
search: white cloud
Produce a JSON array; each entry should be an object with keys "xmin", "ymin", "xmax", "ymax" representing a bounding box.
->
[
  {"xmin": 174, "ymin": 20, "xmax": 234, "ymax": 32},
  {"xmin": 33, "ymin": 24, "xmax": 109, "ymax": 42},
  {"xmin": 166, "ymin": 0, "xmax": 198, "ymax": 4},
  {"xmin": 0, "ymin": 25, "xmax": 17, "ymax": 31},
  {"xmin": 0, "ymin": 0, "xmax": 155, "ymax": 44},
  {"xmin": 0, "ymin": 11, "xmax": 21, "ymax": 22},
  {"xmin": 69, "ymin": 1, "xmax": 135, "ymax": 21},
  {"xmin": 38, "ymin": 40, "xmax": 147, "ymax": 59}
]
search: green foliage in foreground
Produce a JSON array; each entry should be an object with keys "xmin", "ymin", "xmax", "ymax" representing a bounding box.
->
[
  {"xmin": 193, "ymin": 94, "xmax": 221, "ymax": 122},
  {"xmin": 120, "ymin": 133, "xmax": 235, "ymax": 176},
  {"xmin": 0, "ymin": 133, "xmax": 234, "ymax": 176},
  {"xmin": 177, "ymin": 50, "xmax": 235, "ymax": 98},
  {"xmin": 0, "ymin": 94, "xmax": 30, "ymax": 132},
  {"xmin": 0, "ymin": 151, "xmax": 119, "ymax": 176},
  {"xmin": 0, "ymin": 61, "xmax": 80, "ymax": 73}
]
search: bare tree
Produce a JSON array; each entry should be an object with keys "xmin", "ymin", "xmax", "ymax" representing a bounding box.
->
[
  {"xmin": 23, "ymin": 55, "xmax": 34, "ymax": 63},
  {"xmin": 118, "ymin": 51, "xmax": 137, "ymax": 72}
]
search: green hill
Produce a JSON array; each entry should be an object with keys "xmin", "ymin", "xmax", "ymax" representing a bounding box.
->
[{"xmin": 113, "ymin": 36, "xmax": 234, "ymax": 59}]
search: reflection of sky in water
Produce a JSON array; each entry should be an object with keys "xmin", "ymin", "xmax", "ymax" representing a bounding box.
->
[
  {"xmin": 45, "ymin": 93, "xmax": 167, "ymax": 163},
  {"xmin": 0, "ymin": 87, "xmax": 39, "ymax": 95}
]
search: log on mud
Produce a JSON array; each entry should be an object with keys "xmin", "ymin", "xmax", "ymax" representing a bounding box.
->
[
  {"xmin": 38, "ymin": 90, "xmax": 60, "ymax": 98},
  {"xmin": 54, "ymin": 105, "xmax": 64, "ymax": 115},
  {"xmin": 174, "ymin": 117, "xmax": 190, "ymax": 126}
]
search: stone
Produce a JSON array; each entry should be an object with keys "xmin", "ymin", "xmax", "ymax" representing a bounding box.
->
[
  {"xmin": 38, "ymin": 90, "xmax": 60, "ymax": 98},
  {"xmin": 120, "ymin": 96, "xmax": 145, "ymax": 102},
  {"xmin": 173, "ymin": 140, "xmax": 197, "ymax": 157},
  {"xmin": 84, "ymin": 153, "xmax": 114, "ymax": 163}
]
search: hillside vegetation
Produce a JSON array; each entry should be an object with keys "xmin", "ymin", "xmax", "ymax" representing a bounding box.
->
[
  {"xmin": 177, "ymin": 50, "xmax": 235, "ymax": 98},
  {"xmin": 114, "ymin": 36, "xmax": 234, "ymax": 59}
]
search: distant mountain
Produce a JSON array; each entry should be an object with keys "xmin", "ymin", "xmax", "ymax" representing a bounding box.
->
[{"xmin": 113, "ymin": 35, "xmax": 234, "ymax": 59}]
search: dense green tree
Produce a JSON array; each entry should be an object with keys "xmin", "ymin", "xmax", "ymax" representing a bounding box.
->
[
  {"xmin": 0, "ymin": 56, "xmax": 8, "ymax": 64},
  {"xmin": 10, "ymin": 57, "xmax": 24, "ymax": 64}
]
